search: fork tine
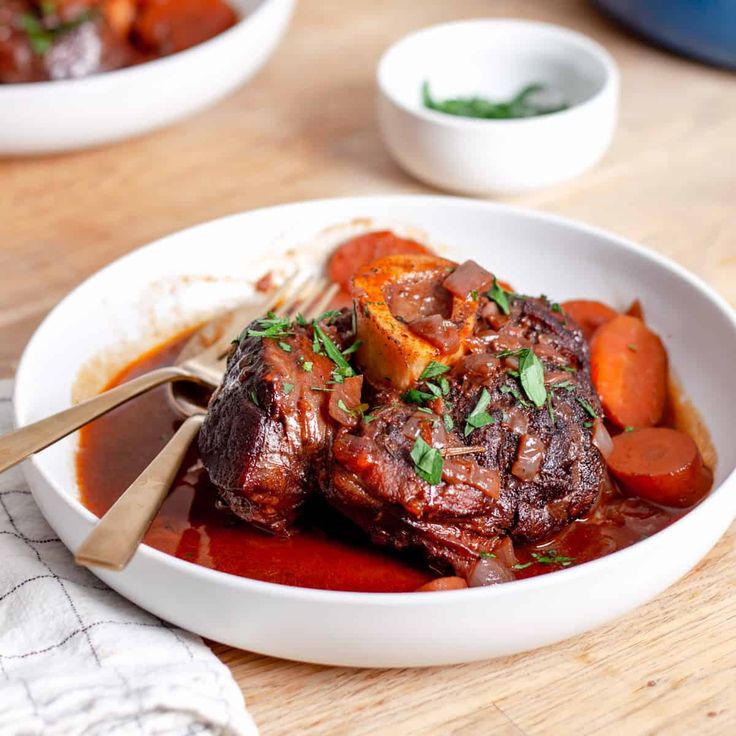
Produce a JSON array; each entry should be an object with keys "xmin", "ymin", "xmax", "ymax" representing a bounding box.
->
[
  {"xmin": 279, "ymin": 274, "xmax": 320, "ymax": 317},
  {"xmin": 302, "ymin": 282, "xmax": 340, "ymax": 321},
  {"xmin": 262, "ymin": 270, "xmax": 302, "ymax": 314}
]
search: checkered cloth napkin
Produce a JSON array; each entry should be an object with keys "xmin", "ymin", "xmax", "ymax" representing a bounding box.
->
[{"xmin": 0, "ymin": 381, "xmax": 258, "ymax": 736}]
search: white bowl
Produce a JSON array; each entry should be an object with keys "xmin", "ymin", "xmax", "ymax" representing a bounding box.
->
[
  {"xmin": 14, "ymin": 196, "xmax": 736, "ymax": 668},
  {"xmin": 0, "ymin": 0, "xmax": 294, "ymax": 156},
  {"xmin": 377, "ymin": 20, "xmax": 619, "ymax": 195}
]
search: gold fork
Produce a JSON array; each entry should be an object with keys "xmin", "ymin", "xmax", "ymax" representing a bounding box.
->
[
  {"xmin": 74, "ymin": 275, "xmax": 338, "ymax": 571},
  {"xmin": 0, "ymin": 272, "xmax": 312, "ymax": 475}
]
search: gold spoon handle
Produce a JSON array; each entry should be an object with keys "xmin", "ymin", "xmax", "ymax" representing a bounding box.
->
[
  {"xmin": 0, "ymin": 365, "xmax": 189, "ymax": 474},
  {"xmin": 75, "ymin": 413, "xmax": 205, "ymax": 571}
]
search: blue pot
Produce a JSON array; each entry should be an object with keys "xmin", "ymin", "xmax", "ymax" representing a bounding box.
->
[{"xmin": 594, "ymin": 0, "xmax": 736, "ymax": 69}]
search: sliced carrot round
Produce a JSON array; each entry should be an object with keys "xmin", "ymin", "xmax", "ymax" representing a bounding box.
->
[
  {"xmin": 415, "ymin": 576, "xmax": 468, "ymax": 592},
  {"xmin": 328, "ymin": 231, "xmax": 432, "ymax": 292},
  {"xmin": 562, "ymin": 300, "xmax": 618, "ymax": 342},
  {"xmin": 590, "ymin": 315, "xmax": 667, "ymax": 428},
  {"xmin": 133, "ymin": 0, "xmax": 237, "ymax": 54},
  {"xmin": 608, "ymin": 428, "xmax": 709, "ymax": 508}
]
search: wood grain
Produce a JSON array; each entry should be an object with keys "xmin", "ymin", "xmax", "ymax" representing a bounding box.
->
[{"xmin": 1, "ymin": 1, "xmax": 735, "ymax": 734}]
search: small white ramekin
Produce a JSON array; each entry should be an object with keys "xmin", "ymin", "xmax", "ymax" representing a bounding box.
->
[{"xmin": 377, "ymin": 19, "xmax": 619, "ymax": 196}]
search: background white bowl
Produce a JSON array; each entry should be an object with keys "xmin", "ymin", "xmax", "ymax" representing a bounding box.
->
[
  {"xmin": 13, "ymin": 196, "xmax": 736, "ymax": 667},
  {"xmin": 378, "ymin": 20, "xmax": 619, "ymax": 195},
  {"xmin": 0, "ymin": 0, "xmax": 294, "ymax": 156}
]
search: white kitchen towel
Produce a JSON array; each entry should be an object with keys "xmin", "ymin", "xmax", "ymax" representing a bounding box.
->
[{"xmin": 0, "ymin": 380, "xmax": 258, "ymax": 736}]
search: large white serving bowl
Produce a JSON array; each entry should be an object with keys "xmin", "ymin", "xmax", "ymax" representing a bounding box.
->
[
  {"xmin": 378, "ymin": 20, "xmax": 619, "ymax": 195},
  {"xmin": 13, "ymin": 196, "xmax": 736, "ymax": 667},
  {"xmin": 0, "ymin": 0, "xmax": 294, "ymax": 156}
]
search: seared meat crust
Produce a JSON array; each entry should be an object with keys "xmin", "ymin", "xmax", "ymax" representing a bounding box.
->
[
  {"xmin": 328, "ymin": 294, "xmax": 606, "ymax": 574},
  {"xmin": 200, "ymin": 263, "xmax": 606, "ymax": 579},
  {"xmin": 199, "ymin": 322, "xmax": 340, "ymax": 535}
]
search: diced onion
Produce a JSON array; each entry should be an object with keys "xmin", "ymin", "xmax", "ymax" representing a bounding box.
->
[
  {"xmin": 511, "ymin": 434, "xmax": 545, "ymax": 481},
  {"xmin": 468, "ymin": 557, "xmax": 515, "ymax": 587},
  {"xmin": 443, "ymin": 260, "xmax": 494, "ymax": 298},
  {"xmin": 592, "ymin": 418, "xmax": 614, "ymax": 459}
]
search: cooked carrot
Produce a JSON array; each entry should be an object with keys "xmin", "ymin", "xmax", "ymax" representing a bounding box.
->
[
  {"xmin": 608, "ymin": 428, "xmax": 710, "ymax": 507},
  {"xmin": 328, "ymin": 231, "xmax": 432, "ymax": 292},
  {"xmin": 134, "ymin": 0, "xmax": 237, "ymax": 54},
  {"xmin": 562, "ymin": 300, "xmax": 618, "ymax": 342},
  {"xmin": 590, "ymin": 315, "xmax": 667, "ymax": 428},
  {"xmin": 415, "ymin": 576, "xmax": 468, "ymax": 592}
]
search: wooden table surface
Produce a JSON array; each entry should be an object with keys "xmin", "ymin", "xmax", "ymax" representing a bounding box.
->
[{"xmin": 2, "ymin": 1, "xmax": 735, "ymax": 733}]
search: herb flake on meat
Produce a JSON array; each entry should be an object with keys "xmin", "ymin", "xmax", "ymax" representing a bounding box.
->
[
  {"xmin": 419, "ymin": 361, "xmax": 450, "ymax": 380},
  {"xmin": 410, "ymin": 436, "xmax": 444, "ymax": 486},
  {"xmin": 464, "ymin": 388, "xmax": 495, "ymax": 437},
  {"xmin": 488, "ymin": 278, "xmax": 511, "ymax": 315}
]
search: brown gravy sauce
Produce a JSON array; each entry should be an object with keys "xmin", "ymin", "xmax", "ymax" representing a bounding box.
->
[{"xmin": 77, "ymin": 330, "xmax": 703, "ymax": 592}]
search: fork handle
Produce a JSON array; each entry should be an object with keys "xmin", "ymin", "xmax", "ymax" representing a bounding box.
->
[
  {"xmin": 75, "ymin": 413, "xmax": 205, "ymax": 571},
  {"xmin": 0, "ymin": 365, "xmax": 190, "ymax": 475}
]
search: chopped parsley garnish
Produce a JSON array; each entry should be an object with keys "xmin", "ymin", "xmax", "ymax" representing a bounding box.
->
[
  {"xmin": 624, "ymin": 426, "xmax": 635, "ymax": 433},
  {"xmin": 342, "ymin": 340, "xmax": 362, "ymax": 356},
  {"xmin": 337, "ymin": 399, "xmax": 353, "ymax": 415},
  {"xmin": 500, "ymin": 383, "xmax": 531, "ymax": 408},
  {"xmin": 550, "ymin": 380, "xmax": 575, "ymax": 391},
  {"xmin": 278, "ymin": 341, "xmax": 292, "ymax": 353},
  {"xmin": 246, "ymin": 312, "xmax": 293, "ymax": 339},
  {"xmin": 488, "ymin": 277, "xmax": 510, "ymax": 315},
  {"xmin": 577, "ymin": 396, "xmax": 598, "ymax": 418},
  {"xmin": 295, "ymin": 313, "xmax": 308, "ymax": 326},
  {"xmin": 404, "ymin": 388, "xmax": 434, "ymax": 404},
  {"xmin": 363, "ymin": 414, "xmax": 376, "ymax": 424},
  {"xmin": 478, "ymin": 551, "xmax": 496, "ymax": 559},
  {"xmin": 422, "ymin": 81, "xmax": 568, "ymax": 120},
  {"xmin": 283, "ymin": 382, "xmax": 294, "ymax": 396},
  {"xmin": 518, "ymin": 348, "xmax": 547, "ymax": 408},
  {"xmin": 249, "ymin": 389, "xmax": 260, "ymax": 407},
  {"xmin": 410, "ymin": 436, "xmax": 444, "ymax": 486},
  {"xmin": 18, "ymin": 7, "xmax": 98, "ymax": 55},
  {"xmin": 301, "ymin": 359, "xmax": 313, "ymax": 373},
  {"xmin": 443, "ymin": 413, "xmax": 454, "ymax": 431},
  {"xmin": 534, "ymin": 549, "xmax": 576, "ymax": 566},
  {"xmin": 551, "ymin": 302, "xmax": 563, "ymax": 313},
  {"xmin": 438, "ymin": 376, "xmax": 450, "ymax": 395},
  {"xmin": 464, "ymin": 388, "xmax": 495, "ymax": 437},
  {"xmin": 316, "ymin": 309, "xmax": 342, "ymax": 324},
  {"xmin": 513, "ymin": 549, "xmax": 575, "ymax": 569},
  {"xmin": 416, "ymin": 407, "xmax": 434, "ymax": 415},
  {"xmin": 419, "ymin": 361, "xmax": 450, "ymax": 381},
  {"xmin": 313, "ymin": 323, "xmax": 355, "ymax": 378},
  {"xmin": 546, "ymin": 393, "xmax": 555, "ymax": 426},
  {"xmin": 426, "ymin": 382, "xmax": 444, "ymax": 399}
]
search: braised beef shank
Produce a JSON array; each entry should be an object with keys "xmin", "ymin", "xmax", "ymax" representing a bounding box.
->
[{"xmin": 199, "ymin": 259, "xmax": 607, "ymax": 580}]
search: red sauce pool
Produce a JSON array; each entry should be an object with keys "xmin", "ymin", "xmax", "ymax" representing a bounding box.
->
[{"xmin": 77, "ymin": 331, "xmax": 695, "ymax": 592}]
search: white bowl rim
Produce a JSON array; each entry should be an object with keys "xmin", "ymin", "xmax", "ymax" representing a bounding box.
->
[
  {"xmin": 14, "ymin": 194, "xmax": 736, "ymax": 607},
  {"xmin": 377, "ymin": 18, "xmax": 620, "ymax": 129},
  {"xmin": 0, "ymin": 0, "xmax": 276, "ymax": 97}
]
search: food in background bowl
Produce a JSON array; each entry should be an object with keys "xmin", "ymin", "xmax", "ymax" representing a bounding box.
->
[
  {"xmin": 78, "ymin": 231, "xmax": 715, "ymax": 593},
  {"xmin": 0, "ymin": 0, "xmax": 237, "ymax": 83}
]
